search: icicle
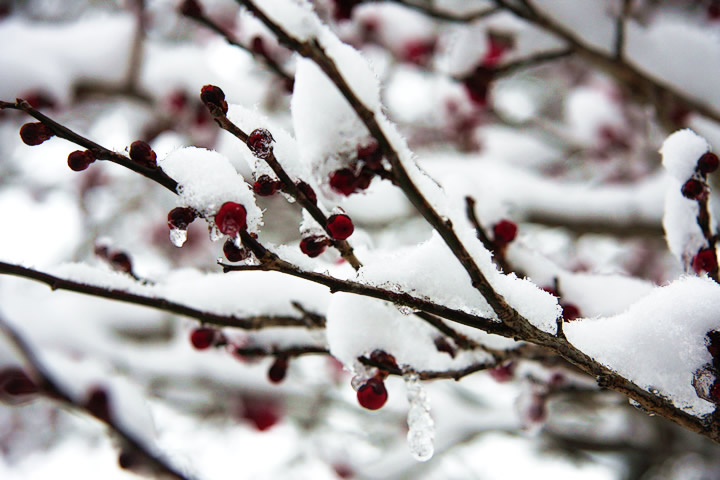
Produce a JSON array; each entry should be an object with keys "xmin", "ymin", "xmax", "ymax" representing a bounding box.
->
[
  {"xmin": 404, "ymin": 373, "xmax": 434, "ymax": 462},
  {"xmin": 169, "ymin": 228, "xmax": 187, "ymax": 247}
]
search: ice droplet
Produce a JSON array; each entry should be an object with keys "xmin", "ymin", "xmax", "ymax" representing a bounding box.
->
[
  {"xmin": 404, "ymin": 373, "xmax": 434, "ymax": 462},
  {"xmin": 209, "ymin": 225, "xmax": 222, "ymax": 242},
  {"xmin": 169, "ymin": 228, "xmax": 187, "ymax": 247},
  {"xmin": 396, "ymin": 305, "xmax": 415, "ymax": 316}
]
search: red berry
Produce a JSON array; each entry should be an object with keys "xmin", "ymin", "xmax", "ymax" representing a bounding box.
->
[
  {"xmin": 67, "ymin": 150, "xmax": 96, "ymax": 172},
  {"xmin": 223, "ymin": 238, "xmax": 249, "ymax": 262},
  {"xmin": 215, "ymin": 202, "xmax": 248, "ymax": 236},
  {"xmin": 692, "ymin": 248, "xmax": 718, "ymax": 274},
  {"xmin": 179, "ymin": 0, "xmax": 202, "ymax": 17},
  {"xmin": 332, "ymin": 0, "xmax": 361, "ymax": 20},
  {"xmin": 434, "ymin": 337, "xmax": 456, "ymax": 358},
  {"xmin": 190, "ymin": 327, "xmax": 217, "ymax": 350},
  {"xmin": 129, "ymin": 141, "xmax": 157, "ymax": 168},
  {"xmin": 357, "ymin": 141, "xmax": 382, "ymax": 169},
  {"xmin": 369, "ymin": 350, "xmax": 398, "ymax": 370},
  {"xmin": 562, "ymin": 303, "xmax": 581, "ymax": 321},
  {"xmin": 402, "ymin": 39, "xmax": 435, "ymax": 66},
  {"xmin": 493, "ymin": 219, "xmax": 517, "ymax": 245},
  {"xmin": 253, "ymin": 174, "xmax": 279, "ymax": 196},
  {"xmin": 300, "ymin": 236, "xmax": 328, "ymax": 257},
  {"xmin": 242, "ymin": 400, "xmax": 281, "ymax": 431},
  {"xmin": 167, "ymin": 207, "xmax": 196, "ymax": 230},
  {"xmin": 268, "ymin": 356, "xmax": 289, "ymax": 384},
  {"xmin": 462, "ymin": 66, "xmax": 494, "ymax": 106},
  {"xmin": 707, "ymin": 330, "xmax": 720, "ymax": 357},
  {"xmin": 357, "ymin": 377, "xmax": 388, "ymax": 410},
  {"xmin": 19, "ymin": 122, "xmax": 54, "ymax": 146},
  {"xmin": 698, "ymin": 152, "xmax": 719, "ymax": 175},
  {"xmin": 200, "ymin": 84, "xmax": 228, "ymax": 115},
  {"xmin": 109, "ymin": 251, "xmax": 133, "ymax": 274},
  {"xmin": 118, "ymin": 450, "xmax": 138, "ymax": 470},
  {"xmin": 355, "ymin": 169, "xmax": 374, "ymax": 190},
  {"xmin": 0, "ymin": 368, "xmax": 38, "ymax": 396},
  {"xmin": 86, "ymin": 387, "xmax": 111, "ymax": 422},
  {"xmin": 250, "ymin": 36, "xmax": 266, "ymax": 55},
  {"xmin": 247, "ymin": 128, "xmax": 274, "ymax": 159},
  {"xmin": 327, "ymin": 214, "xmax": 354, "ymax": 240},
  {"xmin": 329, "ymin": 169, "xmax": 358, "ymax": 196},
  {"xmin": 296, "ymin": 181, "xmax": 317, "ymax": 205},
  {"xmin": 489, "ymin": 361, "xmax": 515, "ymax": 383},
  {"xmin": 682, "ymin": 179, "xmax": 704, "ymax": 199}
]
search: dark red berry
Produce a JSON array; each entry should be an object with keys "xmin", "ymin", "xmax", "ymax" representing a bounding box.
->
[
  {"xmin": 167, "ymin": 207, "xmax": 196, "ymax": 230},
  {"xmin": 19, "ymin": 122, "xmax": 54, "ymax": 146},
  {"xmin": 329, "ymin": 169, "xmax": 358, "ymax": 196},
  {"xmin": 179, "ymin": 0, "xmax": 202, "ymax": 17},
  {"xmin": 215, "ymin": 202, "xmax": 248, "ymax": 236},
  {"xmin": 253, "ymin": 174, "xmax": 279, "ymax": 196},
  {"xmin": 357, "ymin": 141, "xmax": 382, "ymax": 169},
  {"xmin": 488, "ymin": 361, "xmax": 515, "ymax": 383},
  {"xmin": 247, "ymin": 128, "xmax": 274, "ymax": 159},
  {"xmin": 268, "ymin": 356, "xmax": 289, "ymax": 384},
  {"xmin": 300, "ymin": 236, "xmax": 328, "ymax": 257},
  {"xmin": 462, "ymin": 66, "xmax": 494, "ymax": 106},
  {"xmin": 562, "ymin": 303, "xmax": 581, "ymax": 321},
  {"xmin": 223, "ymin": 238, "xmax": 249, "ymax": 262},
  {"xmin": 109, "ymin": 252, "xmax": 133, "ymax": 274},
  {"xmin": 332, "ymin": 0, "xmax": 361, "ymax": 20},
  {"xmin": 356, "ymin": 169, "xmax": 374, "ymax": 190},
  {"xmin": 0, "ymin": 368, "xmax": 38, "ymax": 396},
  {"xmin": 118, "ymin": 450, "xmax": 139, "ymax": 470},
  {"xmin": 190, "ymin": 327, "xmax": 217, "ymax": 350},
  {"xmin": 698, "ymin": 152, "xmax": 719, "ymax": 175},
  {"xmin": 357, "ymin": 377, "xmax": 388, "ymax": 410},
  {"xmin": 483, "ymin": 32, "xmax": 513, "ymax": 67},
  {"xmin": 402, "ymin": 39, "xmax": 435, "ymax": 66},
  {"xmin": 296, "ymin": 181, "xmax": 317, "ymax": 205},
  {"xmin": 67, "ymin": 150, "xmax": 96, "ymax": 172},
  {"xmin": 129, "ymin": 140, "xmax": 157, "ymax": 168},
  {"xmin": 692, "ymin": 248, "xmax": 718, "ymax": 274},
  {"xmin": 710, "ymin": 3, "xmax": 720, "ymax": 20},
  {"xmin": 493, "ymin": 219, "xmax": 517, "ymax": 245},
  {"xmin": 682, "ymin": 178, "xmax": 704, "ymax": 199},
  {"xmin": 327, "ymin": 214, "xmax": 354, "ymax": 240},
  {"xmin": 241, "ymin": 400, "xmax": 281, "ymax": 431},
  {"xmin": 526, "ymin": 394, "xmax": 547, "ymax": 423},
  {"xmin": 200, "ymin": 84, "xmax": 228, "ymax": 115},
  {"xmin": 707, "ymin": 330, "xmax": 720, "ymax": 357},
  {"xmin": 86, "ymin": 387, "xmax": 111, "ymax": 422},
  {"xmin": 711, "ymin": 382, "xmax": 720, "ymax": 403},
  {"xmin": 434, "ymin": 337, "xmax": 456, "ymax": 358},
  {"xmin": 542, "ymin": 286, "xmax": 558, "ymax": 296},
  {"xmin": 250, "ymin": 36, "xmax": 266, "ymax": 55},
  {"xmin": 168, "ymin": 90, "xmax": 188, "ymax": 112},
  {"xmin": 369, "ymin": 350, "xmax": 398, "ymax": 370}
]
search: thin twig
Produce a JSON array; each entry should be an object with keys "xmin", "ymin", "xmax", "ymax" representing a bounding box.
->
[
  {"xmin": 614, "ymin": 0, "xmax": 632, "ymax": 61},
  {"xmin": 0, "ymin": 261, "xmax": 320, "ymax": 330},
  {"xmin": 373, "ymin": 0, "xmax": 499, "ymax": 23},
  {"xmin": 0, "ymin": 313, "xmax": 191, "ymax": 480}
]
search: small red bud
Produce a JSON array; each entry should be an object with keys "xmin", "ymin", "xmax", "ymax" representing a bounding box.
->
[
  {"xmin": 179, "ymin": 0, "xmax": 202, "ymax": 17},
  {"xmin": 223, "ymin": 238, "xmax": 249, "ymax": 262},
  {"xmin": 681, "ymin": 178, "xmax": 704, "ymax": 199},
  {"xmin": 698, "ymin": 152, "xmax": 719, "ymax": 175},
  {"xmin": 356, "ymin": 377, "xmax": 388, "ymax": 410},
  {"xmin": 268, "ymin": 356, "xmax": 289, "ymax": 384},
  {"xmin": 493, "ymin": 219, "xmax": 517, "ymax": 245},
  {"xmin": 109, "ymin": 252, "xmax": 133, "ymax": 274},
  {"xmin": 129, "ymin": 141, "xmax": 157, "ymax": 168},
  {"xmin": 296, "ymin": 181, "xmax": 317, "ymax": 205},
  {"xmin": 67, "ymin": 150, "xmax": 96, "ymax": 172},
  {"xmin": 327, "ymin": 214, "xmax": 354, "ymax": 240},
  {"xmin": 200, "ymin": 84, "xmax": 228, "ymax": 115},
  {"xmin": 190, "ymin": 327, "xmax": 217, "ymax": 350},
  {"xmin": 215, "ymin": 202, "xmax": 248, "ymax": 236},
  {"xmin": 19, "ymin": 122, "xmax": 54, "ymax": 146},
  {"xmin": 300, "ymin": 236, "xmax": 328, "ymax": 257},
  {"xmin": 0, "ymin": 368, "xmax": 38, "ymax": 397},
  {"xmin": 247, "ymin": 128, "xmax": 274, "ymax": 159},
  {"xmin": 86, "ymin": 387, "xmax": 111, "ymax": 422},
  {"xmin": 329, "ymin": 169, "xmax": 358, "ymax": 196},
  {"xmin": 692, "ymin": 248, "xmax": 718, "ymax": 274},
  {"xmin": 167, "ymin": 207, "xmax": 196, "ymax": 230},
  {"xmin": 253, "ymin": 174, "xmax": 280, "ymax": 196},
  {"xmin": 489, "ymin": 361, "xmax": 515, "ymax": 383},
  {"xmin": 561, "ymin": 303, "xmax": 581, "ymax": 321}
]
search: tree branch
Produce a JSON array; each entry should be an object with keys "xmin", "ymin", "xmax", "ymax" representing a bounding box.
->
[{"xmin": 371, "ymin": 0, "xmax": 499, "ymax": 23}]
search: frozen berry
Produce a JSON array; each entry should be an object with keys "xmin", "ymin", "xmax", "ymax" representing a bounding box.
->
[
  {"xmin": 356, "ymin": 169, "xmax": 374, "ymax": 190},
  {"xmin": 250, "ymin": 36, "xmax": 266, "ymax": 55},
  {"xmin": 179, "ymin": 0, "xmax": 202, "ymax": 17},
  {"xmin": 300, "ymin": 236, "xmax": 328, "ymax": 257},
  {"xmin": 332, "ymin": 0, "xmax": 361, "ymax": 20},
  {"xmin": 682, "ymin": 179, "xmax": 704, "ymax": 199},
  {"xmin": 19, "ymin": 122, "xmax": 54, "ymax": 146},
  {"xmin": 200, "ymin": 84, "xmax": 228, "ymax": 115},
  {"xmin": 327, "ymin": 214, "xmax": 354, "ymax": 240},
  {"xmin": 223, "ymin": 238, "xmax": 249, "ymax": 262},
  {"xmin": 67, "ymin": 150, "xmax": 96, "ymax": 172},
  {"xmin": 296, "ymin": 181, "xmax": 317, "ymax": 205},
  {"xmin": 241, "ymin": 400, "xmax": 281, "ymax": 431},
  {"xmin": 215, "ymin": 202, "xmax": 247, "ymax": 236},
  {"xmin": 0, "ymin": 368, "xmax": 38, "ymax": 396},
  {"xmin": 493, "ymin": 219, "xmax": 517, "ymax": 245},
  {"xmin": 268, "ymin": 356, "xmax": 289, "ymax": 384},
  {"xmin": 698, "ymin": 152, "xmax": 719, "ymax": 175},
  {"xmin": 118, "ymin": 450, "xmax": 139, "ymax": 470},
  {"xmin": 369, "ymin": 350, "xmax": 398, "ymax": 371},
  {"xmin": 129, "ymin": 141, "xmax": 157, "ymax": 168},
  {"xmin": 247, "ymin": 128, "xmax": 274, "ymax": 159},
  {"xmin": 489, "ymin": 361, "xmax": 515, "ymax": 383},
  {"xmin": 329, "ymin": 169, "xmax": 358, "ymax": 196},
  {"xmin": 86, "ymin": 387, "xmax": 111, "ymax": 422},
  {"xmin": 190, "ymin": 327, "xmax": 217, "ymax": 350},
  {"xmin": 562, "ymin": 303, "xmax": 581, "ymax": 321},
  {"xmin": 434, "ymin": 337, "xmax": 456, "ymax": 358},
  {"xmin": 167, "ymin": 207, "xmax": 196, "ymax": 230},
  {"xmin": 692, "ymin": 248, "xmax": 718, "ymax": 274},
  {"xmin": 357, "ymin": 377, "xmax": 388, "ymax": 410},
  {"xmin": 253, "ymin": 175, "xmax": 279, "ymax": 196},
  {"xmin": 109, "ymin": 252, "xmax": 133, "ymax": 274},
  {"xmin": 402, "ymin": 39, "xmax": 435, "ymax": 66},
  {"xmin": 462, "ymin": 66, "xmax": 494, "ymax": 106},
  {"xmin": 707, "ymin": 330, "xmax": 720, "ymax": 358},
  {"xmin": 357, "ymin": 141, "xmax": 382, "ymax": 169}
]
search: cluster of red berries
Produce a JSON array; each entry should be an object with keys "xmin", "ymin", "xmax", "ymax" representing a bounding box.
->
[
  {"xmin": 681, "ymin": 152, "xmax": 718, "ymax": 200},
  {"xmin": 299, "ymin": 214, "xmax": 355, "ymax": 258},
  {"xmin": 328, "ymin": 142, "xmax": 384, "ymax": 197}
]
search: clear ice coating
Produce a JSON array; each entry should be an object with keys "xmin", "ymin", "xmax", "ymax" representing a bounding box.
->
[
  {"xmin": 169, "ymin": 228, "xmax": 187, "ymax": 247},
  {"xmin": 404, "ymin": 373, "xmax": 434, "ymax": 462}
]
